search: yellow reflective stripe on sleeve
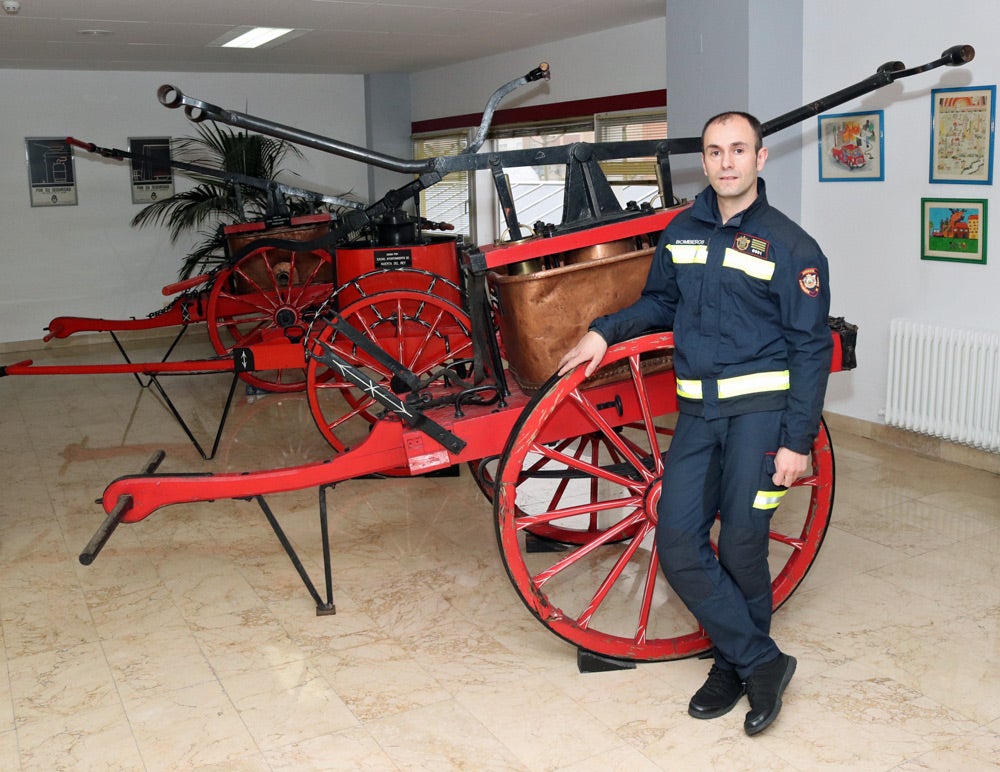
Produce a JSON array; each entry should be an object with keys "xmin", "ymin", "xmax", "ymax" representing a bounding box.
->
[
  {"xmin": 670, "ymin": 244, "xmax": 708, "ymax": 265},
  {"xmin": 723, "ymin": 247, "xmax": 775, "ymax": 281},
  {"xmin": 753, "ymin": 489, "xmax": 788, "ymax": 510},
  {"xmin": 676, "ymin": 379, "xmax": 703, "ymax": 399},
  {"xmin": 717, "ymin": 370, "xmax": 790, "ymax": 399}
]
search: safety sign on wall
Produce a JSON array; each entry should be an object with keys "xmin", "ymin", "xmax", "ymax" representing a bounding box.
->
[
  {"xmin": 25, "ymin": 137, "xmax": 78, "ymax": 207},
  {"xmin": 129, "ymin": 137, "xmax": 174, "ymax": 204}
]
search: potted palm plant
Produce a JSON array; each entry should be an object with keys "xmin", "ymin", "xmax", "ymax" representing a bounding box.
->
[{"xmin": 130, "ymin": 123, "xmax": 322, "ymax": 278}]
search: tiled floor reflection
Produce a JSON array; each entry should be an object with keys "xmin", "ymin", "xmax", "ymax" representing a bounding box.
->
[{"xmin": 1, "ymin": 337, "xmax": 998, "ymax": 770}]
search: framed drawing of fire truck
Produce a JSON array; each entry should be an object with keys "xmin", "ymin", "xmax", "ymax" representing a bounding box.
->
[
  {"xmin": 921, "ymin": 197, "xmax": 988, "ymax": 264},
  {"xmin": 818, "ymin": 110, "xmax": 884, "ymax": 181},
  {"xmin": 929, "ymin": 85, "xmax": 995, "ymax": 185}
]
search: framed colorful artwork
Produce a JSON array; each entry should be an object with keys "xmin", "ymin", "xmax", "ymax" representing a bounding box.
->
[
  {"xmin": 920, "ymin": 197, "xmax": 987, "ymax": 264},
  {"xmin": 929, "ymin": 85, "xmax": 995, "ymax": 184},
  {"xmin": 817, "ymin": 110, "xmax": 884, "ymax": 181}
]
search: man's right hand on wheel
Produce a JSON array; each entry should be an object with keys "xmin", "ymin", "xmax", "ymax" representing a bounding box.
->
[{"xmin": 557, "ymin": 330, "xmax": 608, "ymax": 377}]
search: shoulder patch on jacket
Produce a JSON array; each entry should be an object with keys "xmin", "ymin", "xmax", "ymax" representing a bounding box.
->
[
  {"xmin": 732, "ymin": 232, "xmax": 770, "ymax": 260},
  {"xmin": 798, "ymin": 268, "xmax": 821, "ymax": 297}
]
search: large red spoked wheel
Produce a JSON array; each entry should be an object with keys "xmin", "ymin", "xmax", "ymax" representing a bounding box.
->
[
  {"xmin": 207, "ymin": 245, "xmax": 335, "ymax": 393},
  {"xmin": 493, "ymin": 333, "xmax": 835, "ymax": 662},
  {"xmin": 305, "ymin": 289, "xmax": 473, "ymax": 454}
]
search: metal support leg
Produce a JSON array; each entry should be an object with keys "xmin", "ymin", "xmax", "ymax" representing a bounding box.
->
[
  {"xmin": 145, "ymin": 370, "xmax": 241, "ymax": 460},
  {"xmin": 255, "ymin": 492, "xmax": 336, "ymax": 616},
  {"xmin": 109, "ymin": 325, "xmax": 237, "ymax": 460},
  {"xmin": 110, "ymin": 326, "xmax": 190, "ymax": 388}
]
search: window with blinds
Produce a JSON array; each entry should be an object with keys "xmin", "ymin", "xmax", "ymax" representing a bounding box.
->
[
  {"xmin": 412, "ymin": 108, "xmax": 667, "ymax": 243},
  {"xmin": 413, "ymin": 132, "xmax": 471, "ymax": 238},
  {"xmin": 595, "ymin": 109, "xmax": 668, "ymax": 182}
]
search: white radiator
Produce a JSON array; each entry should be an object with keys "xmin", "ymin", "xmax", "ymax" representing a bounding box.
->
[{"xmin": 885, "ymin": 319, "xmax": 1000, "ymax": 453}]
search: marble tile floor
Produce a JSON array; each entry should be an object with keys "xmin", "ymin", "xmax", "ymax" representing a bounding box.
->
[{"xmin": 0, "ymin": 337, "xmax": 998, "ymax": 770}]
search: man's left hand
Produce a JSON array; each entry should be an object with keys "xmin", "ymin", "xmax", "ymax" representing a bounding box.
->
[{"xmin": 772, "ymin": 447, "xmax": 808, "ymax": 487}]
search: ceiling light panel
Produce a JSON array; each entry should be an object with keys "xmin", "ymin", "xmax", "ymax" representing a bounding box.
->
[{"xmin": 211, "ymin": 26, "xmax": 306, "ymax": 49}]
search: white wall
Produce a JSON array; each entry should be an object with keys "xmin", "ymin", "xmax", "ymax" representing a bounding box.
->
[
  {"xmin": 799, "ymin": 3, "xmax": 998, "ymax": 425},
  {"xmin": 409, "ymin": 19, "xmax": 667, "ymax": 120},
  {"xmin": 0, "ymin": 70, "xmax": 367, "ymax": 344},
  {"xmin": 364, "ymin": 72, "xmax": 415, "ymax": 202},
  {"xmin": 665, "ymin": 0, "xmax": 803, "ymax": 218}
]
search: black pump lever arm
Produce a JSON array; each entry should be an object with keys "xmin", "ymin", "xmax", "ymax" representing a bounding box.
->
[
  {"xmin": 760, "ymin": 44, "xmax": 975, "ymax": 137},
  {"xmin": 157, "ymin": 46, "xmax": 973, "ymax": 172},
  {"xmin": 66, "ymin": 136, "xmax": 362, "ymax": 211}
]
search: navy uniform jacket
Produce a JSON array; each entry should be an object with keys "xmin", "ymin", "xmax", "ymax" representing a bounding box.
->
[{"xmin": 590, "ymin": 179, "xmax": 832, "ymax": 454}]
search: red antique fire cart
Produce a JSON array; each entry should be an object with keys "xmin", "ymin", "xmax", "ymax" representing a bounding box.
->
[{"xmin": 1, "ymin": 45, "xmax": 973, "ymax": 666}]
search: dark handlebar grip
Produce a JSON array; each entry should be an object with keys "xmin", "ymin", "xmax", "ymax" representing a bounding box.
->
[
  {"xmin": 876, "ymin": 61, "xmax": 905, "ymax": 74},
  {"xmin": 78, "ymin": 495, "xmax": 132, "ymax": 565},
  {"xmin": 157, "ymin": 84, "xmax": 183, "ymax": 108},
  {"xmin": 78, "ymin": 450, "xmax": 166, "ymax": 566},
  {"xmin": 942, "ymin": 44, "xmax": 975, "ymax": 65},
  {"xmin": 526, "ymin": 62, "xmax": 550, "ymax": 82}
]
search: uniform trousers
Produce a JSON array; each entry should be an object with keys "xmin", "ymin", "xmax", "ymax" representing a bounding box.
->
[{"xmin": 655, "ymin": 409, "xmax": 787, "ymax": 679}]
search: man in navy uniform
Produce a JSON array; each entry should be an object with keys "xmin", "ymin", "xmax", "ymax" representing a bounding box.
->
[{"xmin": 558, "ymin": 111, "xmax": 832, "ymax": 735}]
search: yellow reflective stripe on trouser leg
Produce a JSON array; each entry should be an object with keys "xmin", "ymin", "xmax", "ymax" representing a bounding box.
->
[
  {"xmin": 753, "ymin": 489, "xmax": 788, "ymax": 510},
  {"xmin": 717, "ymin": 370, "xmax": 790, "ymax": 399}
]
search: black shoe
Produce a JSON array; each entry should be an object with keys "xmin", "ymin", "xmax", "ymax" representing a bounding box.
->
[
  {"xmin": 688, "ymin": 664, "xmax": 745, "ymax": 719},
  {"xmin": 743, "ymin": 653, "xmax": 796, "ymax": 735}
]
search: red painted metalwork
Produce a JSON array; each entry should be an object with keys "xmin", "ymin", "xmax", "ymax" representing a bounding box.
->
[
  {"xmin": 205, "ymin": 244, "xmax": 336, "ymax": 392},
  {"xmin": 305, "ymin": 289, "xmax": 473, "ymax": 453}
]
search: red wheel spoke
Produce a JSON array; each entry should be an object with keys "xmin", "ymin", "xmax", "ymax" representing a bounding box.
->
[
  {"xmin": 634, "ymin": 547, "xmax": 663, "ymax": 646},
  {"xmin": 288, "ymin": 252, "xmax": 327, "ymax": 306},
  {"xmin": 232, "ymin": 268, "xmax": 281, "ymax": 310},
  {"xmin": 528, "ymin": 439, "xmax": 642, "ymax": 491},
  {"xmin": 226, "ymin": 317, "xmax": 270, "ymax": 347},
  {"xmin": 217, "ymin": 288, "xmax": 279, "ymax": 320},
  {"xmin": 627, "ymin": 354, "xmax": 667, "ymax": 476},
  {"xmin": 540, "ymin": 437, "xmax": 599, "ymax": 523},
  {"xmin": 403, "ymin": 307, "xmax": 446, "ymax": 370},
  {"xmin": 568, "ymin": 389, "xmax": 657, "ymax": 483},
  {"xmin": 769, "ymin": 530, "xmax": 806, "ymax": 550},
  {"xmin": 326, "ymin": 397, "xmax": 376, "ymax": 428},
  {"xmin": 532, "ymin": 510, "xmax": 646, "ymax": 587},
  {"xmin": 578, "ymin": 520, "xmax": 655, "ymax": 629},
  {"xmin": 515, "ymin": 496, "xmax": 643, "ymax": 533}
]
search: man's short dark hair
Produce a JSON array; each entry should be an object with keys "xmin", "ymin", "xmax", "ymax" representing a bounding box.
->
[{"xmin": 701, "ymin": 111, "xmax": 764, "ymax": 153}]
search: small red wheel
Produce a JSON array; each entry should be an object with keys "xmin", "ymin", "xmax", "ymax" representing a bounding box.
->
[
  {"xmin": 305, "ymin": 289, "xmax": 473, "ymax": 454},
  {"xmin": 206, "ymin": 245, "xmax": 335, "ymax": 393},
  {"xmin": 494, "ymin": 333, "xmax": 834, "ymax": 661}
]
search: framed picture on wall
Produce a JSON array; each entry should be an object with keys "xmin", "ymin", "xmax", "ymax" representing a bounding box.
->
[
  {"xmin": 128, "ymin": 137, "xmax": 174, "ymax": 204},
  {"xmin": 929, "ymin": 85, "xmax": 995, "ymax": 184},
  {"xmin": 920, "ymin": 197, "xmax": 987, "ymax": 264},
  {"xmin": 25, "ymin": 137, "xmax": 78, "ymax": 206},
  {"xmin": 817, "ymin": 110, "xmax": 884, "ymax": 181}
]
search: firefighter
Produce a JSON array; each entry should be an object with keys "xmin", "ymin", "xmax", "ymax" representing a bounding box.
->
[{"xmin": 558, "ymin": 111, "xmax": 832, "ymax": 735}]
